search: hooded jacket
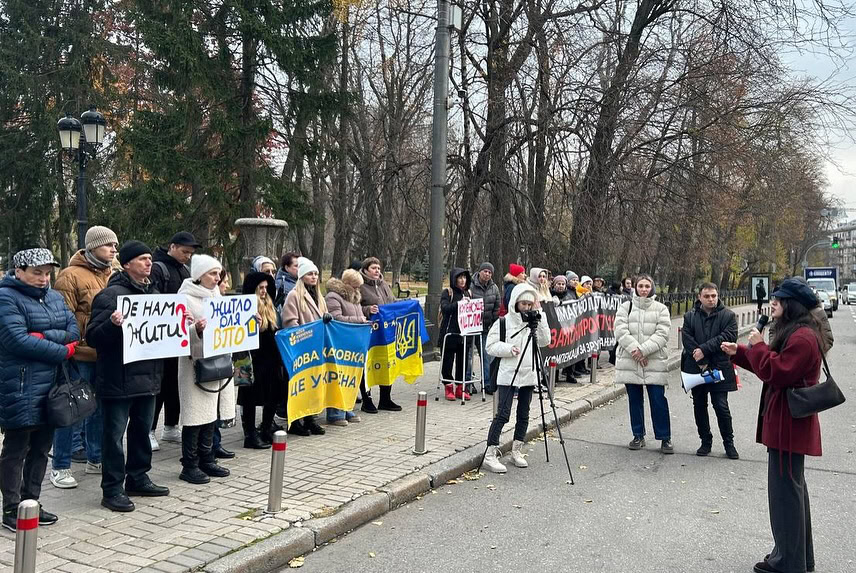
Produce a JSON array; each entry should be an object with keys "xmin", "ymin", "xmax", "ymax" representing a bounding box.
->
[
  {"xmin": 325, "ymin": 278, "xmax": 366, "ymax": 324},
  {"xmin": 439, "ymin": 268, "xmax": 471, "ymax": 338},
  {"xmin": 53, "ymin": 249, "xmax": 112, "ymax": 362},
  {"xmin": 0, "ymin": 272, "xmax": 79, "ymax": 429},
  {"xmin": 614, "ymin": 293, "xmax": 671, "ymax": 386},
  {"xmin": 485, "ymin": 283, "xmax": 550, "ymax": 388},
  {"xmin": 470, "ymin": 273, "xmax": 500, "ymax": 330},
  {"xmin": 680, "ymin": 299, "xmax": 738, "ymax": 391},
  {"xmin": 150, "ymin": 246, "xmax": 190, "ymax": 295},
  {"xmin": 87, "ymin": 271, "xmax": 164, "ymax": 399},
  {"xmin": 527, "ymin": 267, "xmax": 552, "ymax": 302}
]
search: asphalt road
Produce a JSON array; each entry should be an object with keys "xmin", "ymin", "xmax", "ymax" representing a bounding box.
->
[{"xmin": 283, "ymin": 310, "xmax": 856, "ymax": 573}]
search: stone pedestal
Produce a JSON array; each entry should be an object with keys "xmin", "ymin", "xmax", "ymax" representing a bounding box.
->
[{"xmin": 234, "ymin": 217, "xmax": 288, "ymax": 287}]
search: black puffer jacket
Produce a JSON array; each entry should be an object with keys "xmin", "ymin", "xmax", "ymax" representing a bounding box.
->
[
  {"xmin": 439, "ymin": 268, "xmax": 471, "ymax": 339},
  {"xmin": 87, "ymin": 272, "xmax": 164, "ymax": 399},
  {"xmin": 150, "ymin": 247, "xmax": 189, "ymax": 295},
  {"xmin": 680, "ymin": 300, "xmax": 738, "ymax": 391},
  {"xmin": 471, "ymin": 275, "xmax": 500, "ymax": 330}
]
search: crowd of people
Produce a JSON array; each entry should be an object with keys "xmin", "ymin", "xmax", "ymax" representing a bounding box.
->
[{"xmin": 0, "ymin": 238, "xmax": 830, "ymax": 573}]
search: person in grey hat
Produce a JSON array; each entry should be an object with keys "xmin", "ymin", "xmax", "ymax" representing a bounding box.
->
[
  {"xmin": 0, "ymin": 248, "xmax": 79, "ymax": 530},
  {"xmin": 469, "ymin": 262, "xmax": 500, "ymax": 392}
]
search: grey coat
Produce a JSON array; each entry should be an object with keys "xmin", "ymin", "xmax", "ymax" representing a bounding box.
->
[{"xmin": 470, "ymin": 276, "xmax": 500, "ymax": 330}]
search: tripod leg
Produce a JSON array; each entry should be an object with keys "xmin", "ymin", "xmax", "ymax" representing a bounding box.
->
[
  {"xmin": 533, "ymin": 344, "xmax": 575, "ymax": 484},
  {"xmin": 536, "ymin": 379, "xmax": 550, "ymax": 463}
]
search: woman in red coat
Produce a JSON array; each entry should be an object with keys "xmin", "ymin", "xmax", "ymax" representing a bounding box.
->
[{"xmin": 721, "ymin": 278, "xmax": 822, "ymax": 573}]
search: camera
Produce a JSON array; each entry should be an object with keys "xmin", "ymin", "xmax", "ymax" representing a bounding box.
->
[{"xmin": 521, "ymin": 310, "xmax": 541, "ymax": 325}]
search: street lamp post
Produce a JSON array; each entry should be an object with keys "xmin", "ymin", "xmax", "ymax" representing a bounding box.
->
[
  {"xmin": 801, "ymin": 240, "xmax": 831, "ymax": 269},
  {"xmin": 57, "ymin": 107, "xmax": 106, "ymax": 250}
]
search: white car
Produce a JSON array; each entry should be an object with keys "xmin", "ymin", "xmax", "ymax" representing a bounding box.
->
[
  {"xmin": 847, "ymin": 284, "xmax": 856, "ymax": 305},
  {"xmin": 817, "ymin": 290, "xmax": 833, "ymax": 318}
]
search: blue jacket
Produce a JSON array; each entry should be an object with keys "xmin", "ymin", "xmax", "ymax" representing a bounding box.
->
[{"xmin": 0, "ymin": 271, "xmax": 79, "ymax": 429}]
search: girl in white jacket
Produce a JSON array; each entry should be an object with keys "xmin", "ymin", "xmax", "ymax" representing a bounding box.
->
[
  {"xmin": 482, "ymin": 283, "xmax": 551, "ymax": 473},
  {"xmin": 614, "ymin": 274, "xmax": 673, "ymax": 453}
]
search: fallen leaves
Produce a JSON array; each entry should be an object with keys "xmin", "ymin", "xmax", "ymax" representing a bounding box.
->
[
  {"xmin": 288, "ymin": 556, "xmax": 304, "ymax": 568},
  {"xmin": 369, "ymin": 552, "xmax": 376, "ymax": 558},
  {"xmin": 371, "ymin": 521, "xmax": 383, "ymax": 526}
]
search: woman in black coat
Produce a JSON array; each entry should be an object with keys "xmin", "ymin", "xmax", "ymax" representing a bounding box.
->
[{"xmin": 439, "ymin": 268, "xmax": 472, "ymax": 401}]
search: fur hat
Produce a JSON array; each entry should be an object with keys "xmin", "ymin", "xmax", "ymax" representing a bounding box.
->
[
  {"xmin": 242, "ymin": 271, "xmax": 275, "ymax": 296},
  {"xmin": 85, "ymin": 226, "xmax": 118, "ymax": 251},
  {"xmin": 119, "ymin": 241, "xmax": 152, "ymax": 266},
  {"xmin": 297, "ymin": 257, "xmax": 319, "ymax": 279},
  {"xmin": 190, "ymin": 254, "xmax": 222, "ymax": 281}
]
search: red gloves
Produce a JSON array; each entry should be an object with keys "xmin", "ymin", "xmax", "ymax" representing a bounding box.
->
[
  {"xmin": 65, "ymin": 342, "xmax": 78, "ymax": 359},
  {"xmin": 28, "ymin": 332, "xmax": 45, "ymax": 340}
]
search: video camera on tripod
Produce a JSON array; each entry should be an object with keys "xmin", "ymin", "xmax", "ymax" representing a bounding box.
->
[{"xmin": 520, "ymin": 309, "xmax": 541, "ymax": 325}]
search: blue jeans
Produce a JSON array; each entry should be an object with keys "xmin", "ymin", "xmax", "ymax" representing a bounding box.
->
[
  {"xmin": 326, "ymin": 408, "xmax": 357, "ymax": 422},
  {"xmin": 52, "ymin": 361, "xmax": 102, "ymax": 469},
  {"xmin": 626, "ymin": 384, "xmax": 671, "ymax": 440}
]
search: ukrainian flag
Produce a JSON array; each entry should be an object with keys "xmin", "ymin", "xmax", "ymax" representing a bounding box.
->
[{"xmin": 365, "ymin": 300, "xmax": 430, "ymax": 388}]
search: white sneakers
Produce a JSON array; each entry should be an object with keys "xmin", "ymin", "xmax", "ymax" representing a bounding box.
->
[
  {"xmin": 160, "ymin": 425, "xmax": 181, "ymax": 443},
  {"xmin": 149, "ymin": 431, "xmax": 160, "ymax": 452},
  {"xmin": 510, "ymin": 440, "xmax": 528, "ymax": 468},
  {"xmin": 50, "ymin": 469, "xmax": 78, "ymax": 489},
  {"xmin": 482, "ymin": 446, "xmax": 507, "ymax": 474}
]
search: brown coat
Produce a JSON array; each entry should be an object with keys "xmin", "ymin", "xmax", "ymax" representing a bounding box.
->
[
  {"xmin": 359, "ymin": 271, "xmax": 395, "ymax": 308},
  {"xmin": 281, "ymin": 286, "xmax": 324, "ymax": 327},
  {"xmin": 53, "ymin": 250, "xmax": 112, "ymax": 362},
  {"xmin": 325, "ymin": 278, "xmax": 367, "ymax": 323}
]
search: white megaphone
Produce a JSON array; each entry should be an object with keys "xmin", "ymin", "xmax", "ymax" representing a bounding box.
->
[{"xmin": 681, "ymin": 369, "xmax": 725, "ymax": 393}]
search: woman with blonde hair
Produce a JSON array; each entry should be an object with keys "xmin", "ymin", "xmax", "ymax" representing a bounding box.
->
[
  {"xmin": 324, "ymin": 269, "xmax": 367, "ymax": 426},
  {"xmin": 281, "ymin": 257, "xmax": 327, "ymax": 435},
  {"xmin": 527, "ymin": 268, "xmax": 552, "ymax": 302}
]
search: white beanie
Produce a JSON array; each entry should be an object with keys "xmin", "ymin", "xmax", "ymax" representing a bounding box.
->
[
  {"xmin": 297, "ymin": 256, "xmax": 319, "ymax": 279},
  {"xmin": 252, "ymin": 255, "xmax": 275, "ymax": 272},
  {"xmin": 191, "ymin": 254, "xmax": 222, "ymax": 281},
  {"xmin": 580, "ymin": 275, "xmax": 593, "ymax": 285}
]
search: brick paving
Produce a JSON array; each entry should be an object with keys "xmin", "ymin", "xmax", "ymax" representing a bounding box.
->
[{"xmin": 0, "ymin": 302, "xmax": 762, "ymax": 572}]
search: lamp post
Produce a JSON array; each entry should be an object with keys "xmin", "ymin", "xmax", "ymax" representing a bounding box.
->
[{"xmin": 57, "ymin": 107, "xmax": 107, "ymax": 250}]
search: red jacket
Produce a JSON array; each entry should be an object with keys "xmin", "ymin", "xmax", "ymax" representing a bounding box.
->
[{"xmin": 734, "ymin": 326, "xmax": 822, "ymax": 456}]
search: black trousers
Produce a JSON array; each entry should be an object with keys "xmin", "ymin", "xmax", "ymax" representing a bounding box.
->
[
  {"xmin": 242, "ymin": 404, "xmax": 275, "ymax": 436},
  {"xmin": 181, "ymin": 423, "xmax": 215, "ymax": 469},
  {"xmin": 441, "ymin": 334, "xmax": 469, "ymax": 383},
  {"xmin": 152, "ymin": 357, "xmax": 180, "ymax": 430},
  {"xmin": 102, "ymin": 396, "xmax": 156, "ymax": 497},
  {"xmin": 487, "ymin": 385, "xmax": 534, "ymax": 446},
  {"xmin": 0, "ymin": 425, "xmax": 53, "ymax": 513},
  {"xmin": 691, "ymin": 387, "xmax": 734, "ymax": 445},
  {"xmin": 767, "ymin": 449, "xmax": 814, "ymax": 573}
]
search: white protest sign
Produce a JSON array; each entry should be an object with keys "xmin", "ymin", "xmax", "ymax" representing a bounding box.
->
[
  {"xmin": 457, "ymin": 298, "xmax": 484, "ymax": 335},
  {"xmin": 202, "ymin": 295, "xmax": 260, "ymax": 358},
  {"xmin": 119, "ymin": 294, "xmax": 190, "ymax": 364}
]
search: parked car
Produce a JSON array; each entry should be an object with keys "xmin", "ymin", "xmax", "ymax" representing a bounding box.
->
[
  {"xmin": 847, "ymin": 283, "xmax": 856, "ymax": 305},
  {"xmin": 817, "ymin": 290, "xmax": 833, "ymax": 318}
]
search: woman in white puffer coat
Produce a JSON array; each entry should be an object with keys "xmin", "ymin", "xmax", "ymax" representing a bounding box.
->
[
  {"xmin": 614, "ymin": 274, "xmax": 673, "ymax": 454},
  {"xmin": 176, "ymin": 255, "xmax": 236, "ymax": 484}
]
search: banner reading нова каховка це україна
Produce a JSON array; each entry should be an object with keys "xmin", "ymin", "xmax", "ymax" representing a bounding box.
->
[{"xmin": 540, "ymin": 293, "xmax": 626, "ymax": 368}]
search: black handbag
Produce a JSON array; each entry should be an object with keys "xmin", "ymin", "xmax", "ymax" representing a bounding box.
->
[
  {"xmin": 787, "ymin": 346, "xmax": 846, "ymax": 418},
  {"xmin": 194, "ymin": 354, "xmax": 233, "ymax": 393},
  {"xmin": 47, "ymin": 359, "xmax": 97, "ymax": 428}
]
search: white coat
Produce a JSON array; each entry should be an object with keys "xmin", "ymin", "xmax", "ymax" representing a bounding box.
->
[
  {"xmin": 176, "ymin": 279, "xmax": 237, "ymax": 426},
  {"xmin": 485, "ymin": 283, "xmax": 551, "ymax": 387},
  {"xmin": 614, "ymin": 293, "xmax": 671, "ymax": 386}
]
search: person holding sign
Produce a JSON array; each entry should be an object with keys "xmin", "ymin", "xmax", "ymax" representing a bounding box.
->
[
  {"xmin": 359, "ymin": 257, "xmax": 401, "ymax": 412},
  {"xmin": 0, "ymin": 248, "xmax": 78, "ymax": 531},
  {"xmin": 324, "ymin": 270, "xmax": 367, "ymax": 426},
  {"xmin": 87, "ymin": 241, "xmax": 171, "ymax": 512},
  {"xmin": 175, "ymin": 255, "xmax": 235, "ymax": 484},
  {"xmin": 439, "ymin": 268, "xmax": 473, "ymax": 401},
  {"xmin": 238, "ymin": 272, "xmax": 287, "ymax": 447},
  {"xmin": 282, "ymin": 257, "xmax": 328, "ymax": 435}
]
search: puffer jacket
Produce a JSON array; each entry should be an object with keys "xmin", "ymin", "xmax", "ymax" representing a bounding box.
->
[
  {"xmin": 471, "ymin": 275, "xmax": 500, "ymax": 330},
  {"xmin": 485, "ymin": 283, "xmax": 550, "ymax": 387},
  {"xmin": 53, "ymin": 250, "xmax": 112, "ymax": 362},
  {"xmin": 359, "ymin": 271, "xmax": 395, "ymax": 308},
  {"xmin": 614, "ymin": 294, "xmax": 671, "ymax": 386},
  {"xmin": 150, "ymin": 247, "xmax": 189, "ymax": 295},
  {"xmin": 325, "ymin": 278, "xmax": 366, "ymax": 324},
  {"xmin": 439, "ymin": 268, "xmax": 472, "ymax": 339},
  {"xmin": 0, "ymin": 272, "xmax": 79, "ymax": 428},
  {"xmin": 87, "ymin": 271, "xmax": 163, "ymax": 399}
]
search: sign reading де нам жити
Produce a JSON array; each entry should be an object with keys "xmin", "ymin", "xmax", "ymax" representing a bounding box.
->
[
  {"xmin": 119, "ymin": 294, "xmax": 190, "ymax": 364},
  {"xmin": 202, "ymin": 295, "xmax": 260, "ymax": 358}
]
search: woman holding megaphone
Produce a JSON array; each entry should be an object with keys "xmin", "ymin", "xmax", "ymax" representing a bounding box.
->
[{"xmin": 721, "ymin": 278, "xmax": 822, "ymax": 573}]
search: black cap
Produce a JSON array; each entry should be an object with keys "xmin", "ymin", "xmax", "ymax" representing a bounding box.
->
[
  {"xmin": 771, "ymin": 278, "xmax": 818, "ymax": 309},
  {"xmin": 119, "ymin": 240, "xmax": 152, "ymax": 266},
  {"xmin": 169, "ymin": 231, "xmax": 202, "ymax": 249}
]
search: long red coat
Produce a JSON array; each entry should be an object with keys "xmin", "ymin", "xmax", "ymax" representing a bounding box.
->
[{"xmin": 734, "ymin": 326, "xmax": 822, "ymax": 456}]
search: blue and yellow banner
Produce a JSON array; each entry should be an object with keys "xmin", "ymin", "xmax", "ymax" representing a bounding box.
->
[
  {"xmin": 275, "ymin": 320, "xmax": 371, "ymax": 426},
  {"xmin": 365, "ymin": 300, "xmax": 430, "ymax": 388}
]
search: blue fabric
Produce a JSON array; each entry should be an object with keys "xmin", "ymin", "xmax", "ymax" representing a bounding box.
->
[
  {"xmin": 0, "ymin": 272, "xmax": 79, "ymax": 429},
  {"xmin": 626, "ymin": 384, "xmax": 671, "ymax": 440}
]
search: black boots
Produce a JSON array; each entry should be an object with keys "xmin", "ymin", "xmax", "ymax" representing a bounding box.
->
[
  {"xmin": 377, "ymin": 385, "xmax": 402, "ymax": 411},
  {"xmin": 181, "ymin": 423, "xmax": 229, "ymax": 483},
  {"xmin": 724, "ymin": 441, "xmax": 740, "ymax": 459},
  {"xmin": 696, "ymin": 440, "xmax": 712, "ymax": 456}
]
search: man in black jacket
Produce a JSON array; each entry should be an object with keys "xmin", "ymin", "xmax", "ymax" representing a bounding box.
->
[
  {"xmin": 470, "ymin": 262, "xmax": 500, "ymax": 392},
  {"xmin": 681, "ymin": 282, "xmax": 739, "ymax": 459},
  {"xmin": 87, "ymin": 241, "xmax": 170, "ymax": 512},
  {"xmin": 148, "ymin": 231, "xmax": 201, "ymax": 449}
]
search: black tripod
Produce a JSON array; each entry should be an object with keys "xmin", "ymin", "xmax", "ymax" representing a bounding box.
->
[{"xmin": 477, "ymin": 319, "xmax": 575, "ymax": 484}]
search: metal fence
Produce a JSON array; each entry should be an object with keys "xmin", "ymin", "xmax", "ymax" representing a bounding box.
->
[{"xmin": 658, "ymin": 289, "xmax": 749, "ymax": 317}]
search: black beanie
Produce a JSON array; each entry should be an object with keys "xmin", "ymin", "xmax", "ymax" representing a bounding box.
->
[{"xmin": 119, "ymin": 240, "xmax": 152, "ymax": 266}]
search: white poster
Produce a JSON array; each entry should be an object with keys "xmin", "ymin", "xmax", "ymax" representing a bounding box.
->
[
  {"xmin": 202, "ymin": 295, "xmax": 260, "ymax": 358},
  {"xmin": 457, "ymin": 298, "xmax": 484, "ymax": 335},
  {"xmin": 119, "ymin": 294, "xmax": 191, "ymax": 364}
]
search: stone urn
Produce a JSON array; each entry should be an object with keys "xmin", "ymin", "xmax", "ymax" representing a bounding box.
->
[{"xmin": 234, "ymin": 217, "xmax": 288, "ymax": 286}]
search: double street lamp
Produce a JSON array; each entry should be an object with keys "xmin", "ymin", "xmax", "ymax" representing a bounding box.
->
[{"xmin": 57, "ymin": 107, "xmax": 107, "ymax": 250}]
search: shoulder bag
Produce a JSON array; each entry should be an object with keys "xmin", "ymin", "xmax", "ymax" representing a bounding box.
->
[
  {"xmin": 47, "ymin": 359, "xmax": 97, "ymax": 428},
  {"xmin": 232, "ymin": 351, "xmax": 254, "ymax": 387},
  {"xmin": 194, "ymin": 354, "xmax": 234, "ymax": 393},
  {"xmin": 787, "ymin": 344, "xmax": 846, "ymax": 418}
]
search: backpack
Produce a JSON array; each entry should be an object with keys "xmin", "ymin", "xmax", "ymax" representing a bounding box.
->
[{"xmin": 488, "ymin": 317, "xmax": 506, "ymax": 389}]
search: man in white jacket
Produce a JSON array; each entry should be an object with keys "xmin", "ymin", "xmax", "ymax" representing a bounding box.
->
[{"xmin": 482, "ymin": 283, "xmax": 551, "ymax": 473}]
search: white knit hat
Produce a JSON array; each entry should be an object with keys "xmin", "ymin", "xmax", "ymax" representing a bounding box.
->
[
  {"xmin": 580, "ymin": 275, "xmax": 593, "ymax": 285},
  {"xmin": 190, "ymin": 254, "xmax": 222, "ymax": 281},
  {"xmin": 297, "ymin": 256, "xmax": 319, "ymax": 279},
  {"xmin": 252, "ymin": 255, "xmax": 275, "ymax": 272}
]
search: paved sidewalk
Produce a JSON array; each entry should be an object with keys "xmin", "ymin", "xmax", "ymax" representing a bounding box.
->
[{"xmin": 0, "ymin": 300, "xmax": 763, "ymax": 573}]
